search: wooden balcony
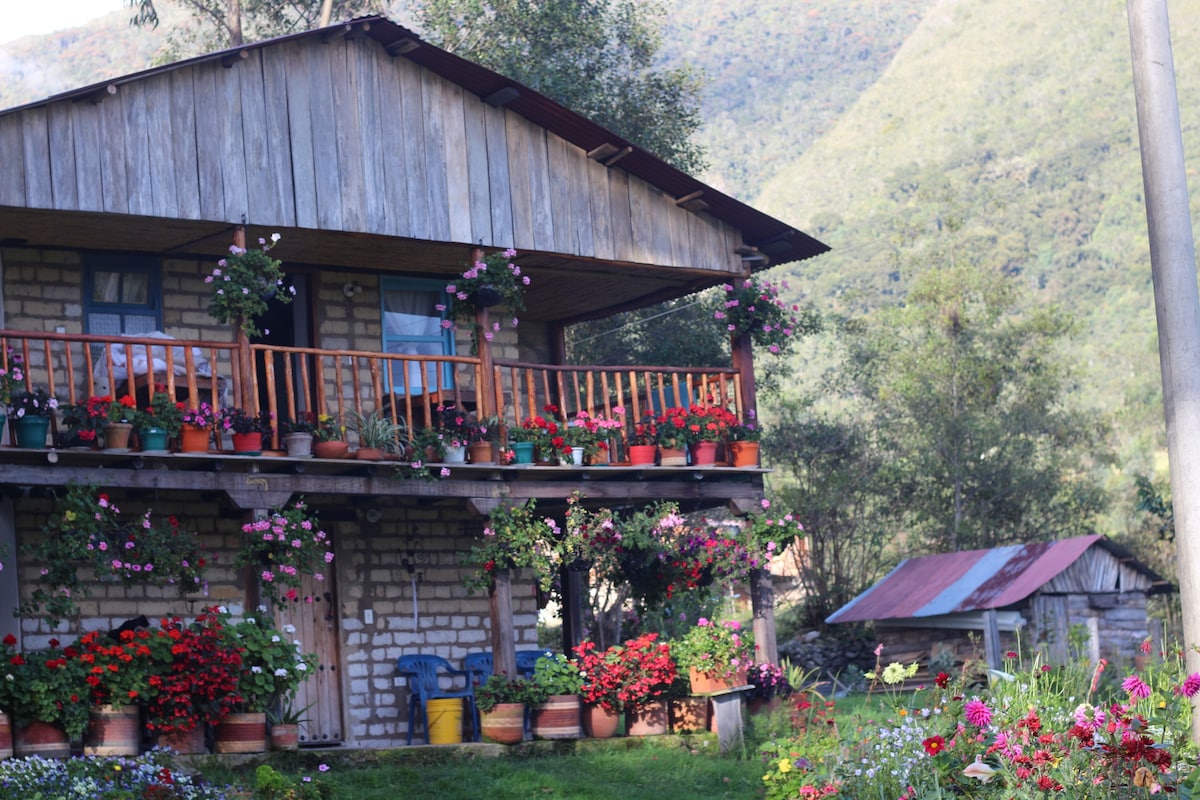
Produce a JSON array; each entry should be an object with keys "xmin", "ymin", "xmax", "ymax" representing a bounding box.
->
[{"xmin": 0, "ymin": 329, "xmax": 765, "ymax": 510}]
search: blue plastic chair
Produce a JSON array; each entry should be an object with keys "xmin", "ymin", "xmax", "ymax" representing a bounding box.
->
[
  {"xmin": 516, "ymin": 649, "xmax": 551, "ymax": 678},
  {"xmin": 462, "ymin": 652, "xmax": 494, "ymax": 686},
  {"xmin": 396, "ymin": 654, "xmax": 480, "ymax": 745}
]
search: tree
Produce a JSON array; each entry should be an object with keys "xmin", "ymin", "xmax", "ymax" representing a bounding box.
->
[
  {"xmin": 413, "ymin": 0, "xmax": 706, "ymax": 172},
  {"xmin": 846, "ymin": 263, "xmax": 1111, "ymax": 552},
  {"xmin": 762, "ymin": 399, "xmax": 894, "ymax": 630},
  {"xmin": 565, "ymin": 295, "xmax": 727, "ymax": 369},
  {"xmin": 126, "ymin": 0, "xmax": 385, "ymax": 54}
]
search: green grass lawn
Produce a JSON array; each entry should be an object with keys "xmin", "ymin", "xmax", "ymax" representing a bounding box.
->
[{"xmin": 201, "ymin": 738, "xmax": 766, "ymax": 799}]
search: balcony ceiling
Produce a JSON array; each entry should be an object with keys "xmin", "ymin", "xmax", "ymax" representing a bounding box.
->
[{"xmin": 0, "ymin": 207, "xmax": 730, "ymax": 325}]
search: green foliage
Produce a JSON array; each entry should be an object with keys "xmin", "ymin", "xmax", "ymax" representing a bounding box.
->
[
  {"xmin": 206, "ymin": 234, "xmax": 292, "ymax": 338},
  {"xmin": 415, "ymin": 0, "xmax": 706, "ymax": 172},
  {"xmin": 460, "ymin": 499, "xmax": 560, "ymax": 594},
  {"xmin": 222, "ymin": 610, "xmax": 317, "ymax": 713},
  {"xmin": 530, "ymin": 652, "xmax": 583, "ymax": 699}
]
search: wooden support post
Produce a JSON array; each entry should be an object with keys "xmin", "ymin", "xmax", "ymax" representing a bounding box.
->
[
  {"xmin": 730, "ymin": 331, "xmax": 757, "ymax": 420},
  {"xmin": 983, "ymin": 608, "xmax": 1002, "ymax": 671},
  {"xmin": 750, "ymin": 567, "xmax": 778, "ymax": 665},
  {"xmin": 490, "ymin": 567, "xmax": 516, "ymax": 680},
  {"xmin": 232, "ymin": 226, "xmax": 254, "ymax": 410},
  {"xmin": 561, "ymin": 561, "xmax": 586, "ymax": 657}
]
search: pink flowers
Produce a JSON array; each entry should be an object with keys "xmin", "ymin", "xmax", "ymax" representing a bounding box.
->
[
  {"xmin": 1181, "ymin": 672, "xmax": 1200, "ymax": 698},
  {"xmin": 1122, "ymin": 674, "xmax": 1152, "ymax": 700},
  {"xmin": 964, "ymin": 698, "xmax": 993, "ymax": 727}
]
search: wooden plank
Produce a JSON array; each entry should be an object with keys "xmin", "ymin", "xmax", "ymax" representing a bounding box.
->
[
  {"xmin": 647, "ymin": 184, "xmax": 674, "ymax": 266},
  {"xmin": 216, "ymin": 64, "xmax": 249, "ymax": 222},
  {"xmin": 167, "ymin": 69, "xmax": 201, "ymax": 220},
  {"xmin": 420, "ymin": 70, "xmax": 451, "ymax": 241},
  {"xmin": 586, "ymin": 158, "xmax": 614, "ymax": 260},
  {"xmin": 462, "ymin": 95, "xmax": 492, "ymax": 245},
  {"xmin": 239, "ymin": 50, "xmax": 276, "ymax": 223},
  {"xmin": 527, "ymin": 128, "xmax": 555, "ymax": 252},
  {"xmin": 442, "ymin": 81, "xmax": 472, "ymax": 244},
  {"xmin": 283, "ymin": 43, "xmax": 319, "ymax": 229},
  {"xmin": 546, "ymin": 135, "xmax": 576, "ymax": 254},
  {"xmin": 308, "ymin": 41, "xmax": 343, "ymax": 230},
  {"xmin": 70, "ymin": 103, "xmax": 103, "ymax": 212},
  {"xmin": 505, "ymin": 112, "xmax": 534, "ymax": 250},
  {"xmin": 566, "ymin": 139, "xmax": 595, "ymax": 257},
  {"xmin": 482, "ymin": 104, "xmax": 513, "ymax": 248},
  {"xmin": 21, "ymin": 108, "xmax": 52, "ymax": 209},
  {"xmin": 628, "ymin": 175, "xmax": 655, "ymax": 265},
  {"xmin": 144, "ymin": 75, "xmax": 180, "ymax": 219},
  {"xmin": 192, "ymin": 66, "xmax": 225, "ymax": 220},
  {"xmin": 122, "ymin": 85, "xmax": 155, "ymax": 216},
  {"xmin": 607, "ymin": 169, "xmax": 634, "ymax": 262},
  {"xmin": 377, "ymin": 51, "xmax": 410, "ymax": 237},
  {"xmin": 354, "ymin": 44, "xmax": 387, "ymax": 233},
  {"xmin": 47, "ymin": 104, "xmax": 77, "ymax": 209},
  {"xmin": 97, "ymin": 94, "xmax": 129, "ymax": 214},
  {"xmin": 0, "ymin": 115, "xmax": 25, "ymax": 206},
  {"xmin": 397, "ymin": 56, "xmax": 429, "ymax": 239},
  {"xmin": 261, "ymin": 47, "xmax": 297, "ymax": 227}
]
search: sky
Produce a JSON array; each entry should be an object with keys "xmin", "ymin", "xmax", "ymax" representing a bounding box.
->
[{"xmin": 2, "ymin": 0, "xmax": 126, "ymax": 46}]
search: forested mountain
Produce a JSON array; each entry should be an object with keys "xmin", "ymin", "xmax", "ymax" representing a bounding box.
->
[{"xmin": 0, "ymin": 0, "xmax": 1190, "ymax": 492}]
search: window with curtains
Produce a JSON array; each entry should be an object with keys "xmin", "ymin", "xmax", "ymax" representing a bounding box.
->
[
  {"xmin": 84, "ymin": 254, "xmax": 162, "ymax": 335},
  {"xmin": 380, "ymin": 277, "xmax": 455, "ymax": 394}
]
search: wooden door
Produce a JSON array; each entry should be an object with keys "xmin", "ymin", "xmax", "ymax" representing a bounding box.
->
[{"xmin": 275, "ymin": 571, "xmax": 343, "ymax": 745}]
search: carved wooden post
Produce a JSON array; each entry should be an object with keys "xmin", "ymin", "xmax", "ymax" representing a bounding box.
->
[
  {"xmin": 730, "ymin": 331, "xmax": 757, "ymax": 421},
  {"xmin": 490, "ymin": 567, "xmax": 516, "ymax": 679},
  {"xmin": 233, "ymin": 226, "xmax": 254, "ymax": 410},
  {"xmin": 750, "ymin": 568, "xmax": 778, "ymax": 665},
  {"xmin": 470, "ymin": 247, "xmax": 496, "ymax": 419}
]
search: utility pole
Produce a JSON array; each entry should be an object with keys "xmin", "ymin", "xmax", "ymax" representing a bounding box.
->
[{"xmin": 1127, "ymin": 0, "xmax": 1200, "ymax": 742}]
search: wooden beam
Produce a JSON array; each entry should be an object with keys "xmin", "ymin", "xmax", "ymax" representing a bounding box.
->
[{"xmin": 490, "ymin": 568, "xmax": 517, "ymax": 680}]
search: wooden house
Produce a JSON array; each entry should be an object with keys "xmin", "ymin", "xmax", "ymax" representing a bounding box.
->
[
  {"xmin": 826, "ymin": 535, "xmax": 1172, "ymax": 673},
  {"xmin": 0, "ymin": 16, "xmax": 827, "ymax": 747}
]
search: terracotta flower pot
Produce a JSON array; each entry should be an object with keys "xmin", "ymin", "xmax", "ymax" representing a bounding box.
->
[
  {"xmin": 627, "ymin": 444, "xmax": 657, "ymax": 466},
  {"xmin": 156, "ymin": 725, "xmax": 207, "ymax": 754},
  {"xmin": 84, "ymin": 703, "xmax": 140, "ymax": 756},
  {"xmin": 179, "ymin": 424, "xmax": 211, "ymax": 453},
  {"xmin": 669, "ymin": 697, "xmax": 710, "ymax": 733},
  {"xmin": 626, "ymin": 700, "xmax": 668, "ymax": 736},
  {"xmin": 103, "ymin": 421, "xmax": 134, "ymax": 451},
  {"xmin": 581, "ymin": 703, "xmax": 620, "ymax": 739},
  {"xmin": 13, "ymin": 721, "xmax": 70, "ymax": 759},
  {"xmin": 313, "ymin": 440, "xmax": 350, "ymax": 459},
  {"xmin": 658, "ymin": 446, "xmax": 687, "ymax": 466},
  {"xmin": 468, "ymin": 441, "xmax": 495, "ymax": 464},
  {"xmin": 270, "ymin": 722, "xmax": 300, "ymax": 751},
  {"xmin": 355, "ymin": 446, "xmax": 385, "ymax": 460},
  {"xmin": 689, "ymin": 441, "xmax": 719, "ymax": 466},
  {"xmin": 231, "ymin": 432, "xmax": 263, "ymax": 454},
  {"xmin": 532, "ymin": 694, "xmax": 581, "ymax": 739},
  {"xmin": 729, "ymin": 441, "xmax": 760, "ymax": 467},
  {"xmin": 480, "ymin": 703, "xmax": 525, "ymax": 744},
  {"xmin": 688, "ymin": 666, "xmax": 748, "ymax": 694},
  {"xmin": 214, "ymin": 711, "xmax": 268, "ymax": 754}
]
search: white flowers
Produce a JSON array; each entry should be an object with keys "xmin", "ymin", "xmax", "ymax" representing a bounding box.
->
[{"xmin": 962, "ymin": 756, "xmax": 997, "ymax": 784}]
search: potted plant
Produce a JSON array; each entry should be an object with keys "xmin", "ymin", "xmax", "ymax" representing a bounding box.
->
[
  {"xmin": 216, "ymin": 611, "xmax": 316, "ymax": 754},
  {"xmin": 443, "ymin": 248, "xmax": 530, "ymax": 353},
  {"xmin": 461, "ymin": 499, "xmax": 558, "ymax": 595},
  {"xmin": 673, "ymin": 617, "xmax": 752, "ymax": 694},
  {"xmin": 206, "ymin": 233, "xmax": 293, "ymax": 338},
  {"xmin": 655, "ymin": 407, "xmax": 690, "ymax": 464},
  {"xmin": 145, "ymin": 608, "xmax": 243, "ymax": 753},
  {"xmin": 102, "ymin": 394, "xmax": 139, "ymax": 451},
  {"xmin": 350, "ymin": 410, "xmax": 405, "ymax": 460},
  {"xmin": 78, "ymin": 627, "xmax": 157, "ymax": 756},
  {"xmin": 280, "ymin": 412, "xmax": 318, "ymax": 458},
  {"xmin": 9, "ymin": 387, "xmax": 58, "ymax": 448},
  {"xmin": 411, "ymin": 425, "xmax": 447, "ymax": 463},
  {"xmin": 530, "ymin": 652, "xmax": 584, "ymax": 739},
  {"xmin": 476, "ymin": 673, "xmax": 533, "ymax": 745},
  {"xmin": 58, "ymin": 395, "xmax": 109, "ymax": 449},
  {"xmin": 0, "ymin": 637, "xmax": 91, "ymax": 756},
  {"xmin": 572, "ymin": 639, "xmax": 626, "ymax": 738},
  {"xmin": 219, "ymin": 407, "xmax": 273, "ymax": 454},
  {"xmin": 613, "ymin": 633, "xmax": 676, "ymax": 736},
  {"xmin": 466, "ymin": 415, "xmax": 499, "ymax": 464},
  {"xmin": 682, "ymin": 405, "xmax": 736, "ymax": 466},
  {"xmin": 627, "ymin": 414, "xmax": 659, "ymax": 466},
  {"xmin": 236, "ymin": 499, "xmax": 334, "ymax": 604},
  {"xmin": 179, "ymin": 401, "xmax": 217, "ymax": 453},
  {"xmin": 312, "ymin": 413, "xmax": 348, "ymax": 459},
  {"xmin": 727, "ymin": 409, "xmax": 762, "ymax": 467},
  {"xmin": 140, "ymin": 390, "xmax": 183, "ymax": 452},
  {"xmin": 267, "ymin": 700, "xmax": 310, "ymax": 751},
  {"xmin": 745, "ymin": 661, "xmax": 793, "ymax": 715},
  {"xmin": 429, "ymin": 404, "xmax": 475, "ymax": 463},
  {"xmin": 506, "ymin": 414, "xmax": 557, "ymax": 464}
]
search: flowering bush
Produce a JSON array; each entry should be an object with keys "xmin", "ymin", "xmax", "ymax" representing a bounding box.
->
[
  {"xmin": 672, "ymin": 618, "xmax": 752, "ymax": 682},
  {"xmin": 220, "ymin": 406, "xmax": 273, "ymax": 435},
  {"xmin": 682, "ymin": 405, "xmax": 737, "ymax": 444},
  {"xmin": 442, "ymin": 248, "xmax": 529, "ymax": 353},
  {"xmin": 654, "ymin": 407, "xmax": 689, "ymax": 449},
  {"xmin": 20, "ymin": 483, "xmax": 208, "ymax": 625},
  {"xmin": 0, "ymin": 636, "xmax": 91, "ymax": 738},
  {"xmin": 461, "ymin": 499, "xmax": 560, "ymax": 594},
  {"xmin": 206, "ymin": 233, "xmax": 293, "ymax": 338},
  {"xmin": 628, "ymin": 414, "xmax": 659, "ymax": 446},
  {"xmin": 236, "ymin": 500, "xmax": 333, "ymax": 604},
  {"xmin": 0, "ymin": 351, "xmax": 25, "ymax": 406},
  {"xmin": 475, "ymin": 673, "xmax": 537, "ymax": 712},
  {"xmin": 106, "ymin": 393, "xmax": 138, "ymax": 423},
  {"xmin": 564, "ymin": 409, "xmax": 624, "ymax": 460},
  {"xmin": 747, "ymin": 662, "xmax": 793, "ymax": 702},
  {"xmin": 727, "ymin": 409, "xmax": 763, "ymax": 442},
  {"xmin": 506, "ymin": 412, "xmax": 560, "ymax": 459},
  {"xmin": 8, "ymin": 387, "xmax": 58, "ymax": 419},
  {"xmin": 145, "ymin": 608, "xmax": 243, "ymax": 734},
  {"xmin": 142, "ymin": 390, "xmax": 185, "ymax": 436},
  {"xmin": 181, "ymin": 401, "xmax": 218, "ymax": 429},
  {"xmin": 59, "ymin": 395, "xmax": 112, "ymax": 446},
  {"xmin": 78, "ymin": 628, "xmax": 157, "ymax": 707},
  {"xmin": 222, "ymin": 610, "xmax": 316, "ymax": 714}
]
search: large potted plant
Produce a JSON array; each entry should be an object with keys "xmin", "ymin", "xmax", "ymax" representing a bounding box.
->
[
  {"xmin": 350, "ymin": 410, "xmax": 405, "ymax": 460},
  {"xmin": 103, "ymin": 394, "xmax": 139, "ymax": 451},
  {"xmin": 572, "ymin": 639, "xmax": 626, "ymax": 739},
  {"xmin": 140, "ymin": 391, "xmax": 183, "ymax": 452},
  {"xmin": 145, "ymin": 608, "xmax": 244, "ymax": 753},
  {"xmin": 655, "ymin": 407, "xmax": 690, "ymax": 465},
  {"xmin": 179, "ymin": 402, "xmax": 217, "ymax": 453},
  {"xmin": 78, "ymin": 628, "xmax": 156, "ymax": 756},
  {"xmin": 529, "ymin": 652, "xmax": 583, "ymax": 739},
  {"xmin": 216, "ymin": 611, "xmax": 315, "ymax": 754},
  {"xmin": 461, "ymin": 499, "xmax": 558, "ymax": 595},
  {"xmin": 615, "ymin": 633, "xmax": 677, "ymax": 736},
  {"xmin": 0, "ymin": 637, "xmax": 90, "ymax": 757},
  {"xmin": 9, "ymin": 387, "xmax": 58, "ymax": 448},
  {"xmin": 476, "ymin": 673, "xmax": 533, "ymax": 745},
  {"xmin": 627, "ymin": 415, "xmax": 659, "ymax": 466},
  {"xmin": 673, "ymin": 618, "xmax": 752, "ymax": 694},
  {"xmin": 206, "ymin": 233, "xmax": 293, "ymax": 338},
  {"xmin": 726, "ymin": 409, "xmax": 763, "ymax": 467},
  {"xmin": 58, "ymin": 395, "xmax": 109, "ymax": 449},
  {"xmin": 465, "ymin": 415, "xmax": 499, "ymax": 464}
]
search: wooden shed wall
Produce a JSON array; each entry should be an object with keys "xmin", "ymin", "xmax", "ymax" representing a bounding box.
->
[
  {"xmin": 0, "ymin": 38, "xmax": 742, "ymax": 273},
  {"xmin": 1040, "ymin": 546, "xmax": 1155, "ymax": 594}
]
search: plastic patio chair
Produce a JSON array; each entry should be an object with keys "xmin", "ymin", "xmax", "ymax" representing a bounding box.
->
[{"xmin": 396, "ymin": 654, "xmax": 480, "ymax": 745}]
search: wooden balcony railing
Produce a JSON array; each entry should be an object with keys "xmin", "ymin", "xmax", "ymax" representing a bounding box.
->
[{"xmin": 0, "ymin": 330, "xmax": 745, "ymax": 452}]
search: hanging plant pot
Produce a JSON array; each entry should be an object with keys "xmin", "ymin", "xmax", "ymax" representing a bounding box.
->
[{"xmin": 467, "ymin": 285, "xmax": 503, "ymax": 308}]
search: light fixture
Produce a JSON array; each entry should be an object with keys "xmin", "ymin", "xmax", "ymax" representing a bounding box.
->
[{"xmin": 342, "ymin": 281, "xmax": 363, "ymax": 299}]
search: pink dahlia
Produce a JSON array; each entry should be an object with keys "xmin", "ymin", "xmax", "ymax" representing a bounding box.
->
[
  {"xmin": 1182, "ymin": 673, "xmax": 1200, "ymax": 698},
  {"xmin": 964, "ymin": 699, "xmax": 993, "ymax": 727},
  {"xmin": 1122, "ymin": 674, "xmax": 1152, "ymax": 700}
]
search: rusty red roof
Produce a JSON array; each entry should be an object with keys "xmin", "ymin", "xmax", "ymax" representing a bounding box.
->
[{"xmin": 826, "ymin": 535, "xmax": 1171, "ymax": 625}]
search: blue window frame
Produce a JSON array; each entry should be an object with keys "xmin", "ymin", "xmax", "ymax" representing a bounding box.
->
[
  {"xmin": 83, "ymin": 254, "xmax": 162, "ymax": 335},
  {"xmin": 380, "ymin": 277, "xmax": 455, "ymax": 394}
]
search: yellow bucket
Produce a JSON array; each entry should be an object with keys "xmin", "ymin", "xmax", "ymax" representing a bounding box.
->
[{"xmin": 426, "ymin": 698, "xmax": 464, "ymax": 744}]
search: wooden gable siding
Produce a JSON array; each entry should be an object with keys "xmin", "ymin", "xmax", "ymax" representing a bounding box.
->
[
  {"xmin": 1039, "ymin": 546, "xmax": 1155, "ymax": 594},
  {"xmin": 0, "ymin": 38, "xmax": 740, "ymax": 273}
]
